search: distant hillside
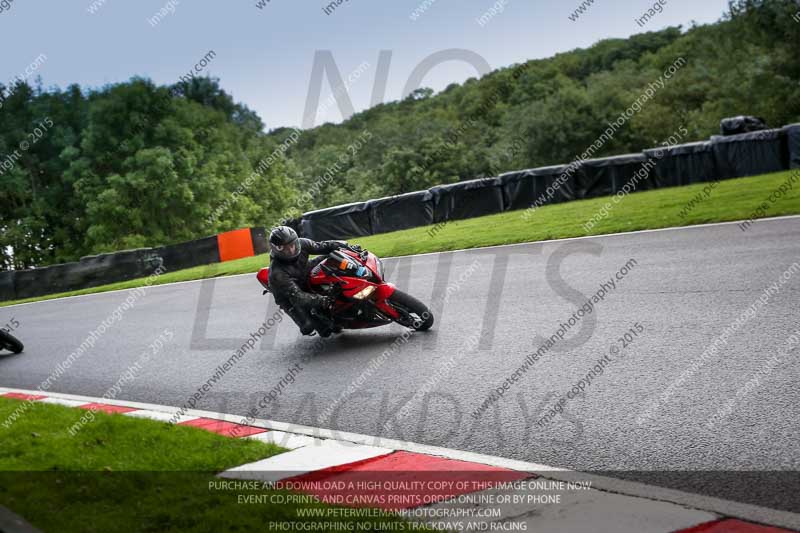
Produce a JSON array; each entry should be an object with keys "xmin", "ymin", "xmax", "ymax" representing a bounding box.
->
[{"xmin": 276, "ymin": 0, "xmax": 799, "ymax": 210}]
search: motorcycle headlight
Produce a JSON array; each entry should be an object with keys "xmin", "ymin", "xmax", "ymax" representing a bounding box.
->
[{"xmin": 352, "ymin": 286, "xmax": 376, "ymax": 300}]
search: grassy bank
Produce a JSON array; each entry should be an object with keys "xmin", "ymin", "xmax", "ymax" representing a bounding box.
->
[
  {"xmin": 0, "ymin": 397, "xmax": 424, "ymax": 532},
  {"xmin": 3, "ymin": 170, "xmax": 798, "ymax": 307}
]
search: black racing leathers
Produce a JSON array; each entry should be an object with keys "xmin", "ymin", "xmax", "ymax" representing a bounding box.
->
[{"xmin": 268, "ymin": 238, "xmax": 346, "ymax": 335}]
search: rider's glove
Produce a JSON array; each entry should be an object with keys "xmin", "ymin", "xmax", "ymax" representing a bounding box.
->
[
  {"xmin": 348, "ymin": 244, "xmax": 363, "ymax": 253},
  {"xmin": 319, "ymin": 295, "xmax": 337, "ymax": 310}
]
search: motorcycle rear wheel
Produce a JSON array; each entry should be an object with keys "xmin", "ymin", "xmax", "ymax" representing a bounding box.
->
[
  {"xmin": 388, "ymin": 290, "xmax": 434, "ymax": 331},
  {"xmin": 0, "ymin": 330, "xmax": 24, "ymax": 354}
]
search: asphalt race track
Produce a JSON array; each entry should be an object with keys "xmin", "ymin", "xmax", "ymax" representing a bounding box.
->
[{"xmin": 3, "ymin": 217, "xmax": 799, "ymax": 513}]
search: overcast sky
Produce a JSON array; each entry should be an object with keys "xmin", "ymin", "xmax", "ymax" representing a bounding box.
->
[{"xmin": 1, "ymin": 0, "xmax": 729, "ymax": 131}]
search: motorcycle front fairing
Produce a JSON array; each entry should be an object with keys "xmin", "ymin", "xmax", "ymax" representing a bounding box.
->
[{"xmin": 308, "ymin": 249, "xmax": 400, "ymax": 323}]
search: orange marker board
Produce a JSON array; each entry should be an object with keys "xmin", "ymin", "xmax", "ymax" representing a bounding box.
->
[{"xmin": 217, "ymin": 228, "xmax": 255, "ymax": 262}]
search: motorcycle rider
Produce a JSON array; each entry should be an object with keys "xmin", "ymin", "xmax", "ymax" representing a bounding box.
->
[{"xmin": 268, "ymin": 226, "xmax": 361, "ymax": 337}]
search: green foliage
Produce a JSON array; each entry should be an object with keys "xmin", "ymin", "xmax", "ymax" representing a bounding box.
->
[
  {"xmin": 281, "ymin": 1, "xmax": 799, "ymax": 208},
  {"xmin": 1, "ymin": 1, "xmax": 799, "ymax": 269},
  {"xmin": 1, "ymin": 78, "xmax": 296, "ymax": 268}
]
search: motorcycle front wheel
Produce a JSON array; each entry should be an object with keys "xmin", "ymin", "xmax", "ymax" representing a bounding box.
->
[
  {"xmin": 0, "ymin": 330, "xmax": 24, "ymax": 354},
  {"xmin": 388, "ymin": 290, "xmax": 434, "ymax": 331}
]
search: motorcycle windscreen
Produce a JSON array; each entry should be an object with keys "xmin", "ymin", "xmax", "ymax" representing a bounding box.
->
[{"xmin": 324, "ymin": 253, "xmax": 370, "ymax": 278}]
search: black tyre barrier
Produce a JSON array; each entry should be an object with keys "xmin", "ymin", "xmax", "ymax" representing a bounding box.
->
[
  {"xmin": 299, "ymin": 124, "xmax": 795, "ymax": 241},
  {"xmin": 643, "ymin": 141, "xmax": 717, "ymax": 187},
  {"xmin": 498, "ymin": 170, "xmax": 535, "ymax": 212},
  {"xmin": 720, "ymin": 115, "xmax": 769, "ymax": 136},
  {"xmin": 429, "ymin": 178, "xmax": 505, "ymax": 224},
  {"xmin": 300, "ymin": 201, "xmax": 373, "ymax": 241},
  {"xmin": 0, "ymin": 271, "xmax": 15, "ymax": 302},
  {"xmin": 3, "ymin": 121, "xmax": 797, "ymax": 302},
  {"xmin": 283, "ymin": 218, "xmax": 303, "ymax": 235},
  {"xmin": 153, "ymin": 235, "xmax": 219, "ymax": 273},
  {"xmin": 531, "ymin": 164, "xmax": 575, "ymax": 205},
  {"xmin": 369, "ymin": 190, "xmax": 435, "ymax": 235},
  {"xmin": 784, "ymin": 124, "xmax": 800, "ymax": 169},
  {"xmin": 576, "ymin": 153, "xmax": 650, "ymax": 195},
  {"xmin": 7, "ymin": 248, "xmax": 160, "ymax": 300},
  {"xmin": 2, "ymin": 230, "xmax": 262, "ymax": 302},
  {"xmin": 250, "ymin": 227, "xmax": 269, "ymax": 255},
  {"xmin": 711, "ymin": 129, "xmax": 788, "ymax": 180},
  {"xmin": 498, "ymin": 164, "xmax": 577, "ymax": 212}
]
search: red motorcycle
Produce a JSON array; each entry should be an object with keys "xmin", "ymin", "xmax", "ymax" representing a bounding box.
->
[{"xmin": 257, "ymin": 248, "xmax": 434, "ymax": 332}]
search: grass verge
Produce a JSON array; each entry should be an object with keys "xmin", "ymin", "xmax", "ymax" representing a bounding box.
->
[
  {"xmin": 3, "ymin": 169, "xmax": 798, "ymax": 307},
  {"xmin": 0, "ymin": 397, "xmax": 425, "ymax": 532}
]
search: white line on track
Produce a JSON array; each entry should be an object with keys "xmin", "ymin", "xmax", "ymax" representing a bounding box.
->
[
  {"xmin": 4, "ymin": 216, "xmax": 800, "ymax": 527},
  {"xmin": 4, "ymin": 214, "xmax": 799, "ymax": 310}
]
